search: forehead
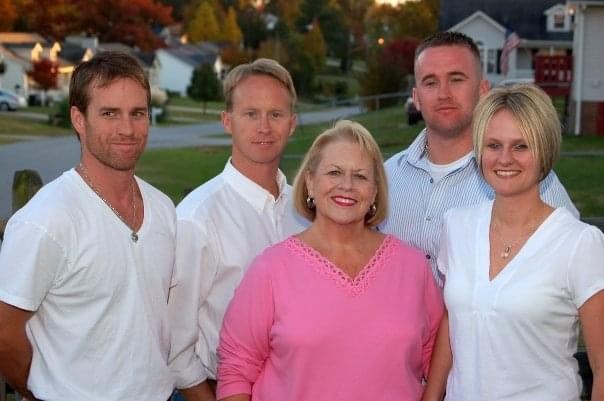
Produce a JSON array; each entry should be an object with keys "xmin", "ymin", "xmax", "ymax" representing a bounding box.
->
[
  {"xmin": 485, "ymin": 109, "xmax": 524, "ymax": 138},
  {"xmin": 319, "ymin": 140, "xmax": 373, "ymax": 165},
  {"xmin": 231, "ymin": 74, "xmax": 291, "ymax": 108},
  {"xmin": 415, "ymin": 45, "xmax": 479, "ymax": 78},
  {"xmin": 87, "ymin": 78, "xmax": 147, "ymax": 106}
]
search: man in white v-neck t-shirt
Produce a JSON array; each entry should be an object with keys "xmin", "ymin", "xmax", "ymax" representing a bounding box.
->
[{"xmin": 0, "ymin": 52, "xmax": 176, "ymax": 401}]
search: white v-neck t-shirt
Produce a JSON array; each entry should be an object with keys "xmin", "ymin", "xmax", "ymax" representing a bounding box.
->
[{"xmin": 438, "ymin": 201, "xmax": 604, "ymax": 401}]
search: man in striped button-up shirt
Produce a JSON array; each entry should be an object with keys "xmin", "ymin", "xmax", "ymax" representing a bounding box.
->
[{"xmin": 380, "ymin": 32, "xmax": 578, "ymax": 287}]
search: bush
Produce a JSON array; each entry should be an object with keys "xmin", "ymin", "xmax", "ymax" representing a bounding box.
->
[{"xmin": 50, "ymin": 99, "xmax": 71, "ymax": 128}]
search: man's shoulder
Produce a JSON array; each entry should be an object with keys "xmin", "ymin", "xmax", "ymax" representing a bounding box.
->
[
  {"xmin": 176, "ymin": 173, "xmax": 228, "ymax": 218},
  {"xmin": 384, "ymin": 147, "xmax": 410, "ymax": 170}
]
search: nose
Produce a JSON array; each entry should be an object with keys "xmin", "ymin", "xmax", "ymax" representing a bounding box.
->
[
  {"xmin": 437, "ymin": 81, "xmax": 452, "ymax": 99},
  {"xmin": 118, "ymin": 116, "xmax": 135, "ymax": 136},
  {"xmin": 498, "ymin": 146, "xmax": 514, "ymax": 165},
  {"xmin": 338, "ymin": 173, "xmax": 354, "ymax": 190},
  {"xmin": 258, "ymin": 113, "xmax": 271, "ymax": 134}
]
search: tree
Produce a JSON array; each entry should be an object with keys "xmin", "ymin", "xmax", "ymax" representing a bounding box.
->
[
  {"xmin": 28, "ymin": 58, "xmax": 58, "ymax": 106},
  {"xmin": 366, "ymin": 1, "xmax": 436, "ymax": 43},
  {"xmin": 302, "ymin": 21, "xmax": 326, "ymax": 69},
  {"xmin": 237, "ymin": 3, "xmax": 268, "ymax": 49},
  {"xmin": 187, "ymin": 64, "xmax": 221, "ymax": 113},
  {"xmin": 0, "ymin": 0, "xmax": 17, "ymax": 31},
  {"xmin": 222, "ymin": 6, "xmax": 243, "ymax": 46},
  {"xmin": 187, "ymin": 1, "xmax": 221, "ymax": 42},
  {"xmin": 360, "ymin": 37, "xmax": 420, "ymax": 109},
  {"xmin": 16, "ymin": 0, "xmax": 173, "ymax": 50},
  {"xmin": 16, "ymin": 0, "xmax": 84, "ymax": 40}
]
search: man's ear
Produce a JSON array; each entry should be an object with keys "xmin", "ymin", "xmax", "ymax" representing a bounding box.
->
[
  {"xmin": 289, "ymin": 113, "xmax": 297, "ymax": 137},
  {"xmin": 221, "ymin": 110, "xmax": 232, "ymax": 136},
  {"xmin": 412, "ymin": 87, "xmax": 421, "ymax": 112},
  {"xmin": 71, "ymin": 106, "xmax": 85, "ymax": 138},
  {"xmin": 479, "ymin": 79, "xmax": 491, "ymax": 97}
]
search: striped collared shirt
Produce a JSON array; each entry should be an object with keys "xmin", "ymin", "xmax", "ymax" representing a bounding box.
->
[{"xmin": 379, "ymin": 129, "xmax": 579, "ymax": 287}]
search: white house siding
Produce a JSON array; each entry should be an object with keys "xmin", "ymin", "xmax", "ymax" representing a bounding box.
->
[
  {"xmin": 156, "ymin": 50, "xmax": 193, "ymax": 96},
  {"xmin": 0, "ymin": 58, "xmax": 29, "ymax": 95},
  {"xmin": 581, "ymin": 7, "xmax": 604, "ymax": 101}
]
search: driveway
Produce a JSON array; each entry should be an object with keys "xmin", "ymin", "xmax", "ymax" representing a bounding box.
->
[{"xmin": 0, "ymin": 106, "xmax": 361, "ymax": 218}]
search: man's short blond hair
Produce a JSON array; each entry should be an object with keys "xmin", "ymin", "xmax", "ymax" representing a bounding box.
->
[{"xmin": 223, "ymin": 58, "xmax": 296, "ymax": 112}]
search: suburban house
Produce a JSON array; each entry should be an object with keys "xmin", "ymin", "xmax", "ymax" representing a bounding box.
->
[
  {"xmin": 155, "ymin": 42, "xmax": 224, "ymax": 96},
  {"xmin": 440, "ymin": 0, "xmax": 573, "ymax": 85},
  {"xmin": 567, "ymin": 0, "xmax": 604, "ymax": 135},
  {"xmin": 0, "ymin": 32, "xmax": 92, "ymax": 102}
]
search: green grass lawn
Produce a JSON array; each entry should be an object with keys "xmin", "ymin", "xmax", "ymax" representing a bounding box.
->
[
  {"xmin": 136, "ymin": 106, "xmax": 604, "ymax": 216},
  {"xmin": 0, "ymin": 114, "xmax": 71, "ymax": 139}
]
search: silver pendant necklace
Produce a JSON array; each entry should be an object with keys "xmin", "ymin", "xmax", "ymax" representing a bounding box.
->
[{"xmin": 77, "ymin": 163, "xmax": 139, "ymax": 242}]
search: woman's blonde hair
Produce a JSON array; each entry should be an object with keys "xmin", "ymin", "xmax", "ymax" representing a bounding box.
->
[
  {"xmin": 473, "ymin": 83, "xmax": 561, "ymax": 180},
  {"xmin": 292, "ymin": 120, "xmax": 388, "ymax": 227}
]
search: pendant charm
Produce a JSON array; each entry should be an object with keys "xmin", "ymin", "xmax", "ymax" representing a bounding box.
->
[
  {"xmin": 131, "ymin": 232, "xmax": 139, "ymax": 243},
  {"xmin": 501, "ymin": 246, "xmax": 511, "ymax": 259}
]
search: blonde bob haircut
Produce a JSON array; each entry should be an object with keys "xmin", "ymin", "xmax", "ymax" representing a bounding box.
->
[
  {"xmin": 223, "ymin": 58, "xmax": 297, "ymax": 112},
  {"xmin": 473, "ymin": 83, "xmax": 561, "ymax": 181},
  {"xmin": 292, "ymin": 120, "xmax": 388, "ymax": 227}
]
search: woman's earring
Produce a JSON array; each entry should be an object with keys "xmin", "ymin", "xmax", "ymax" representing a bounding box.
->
[
  {"xmin": 367, "ymin": 203, "xmax": 377, "ymax": 218},
  {"xmin": 306, "ymin": 195, "xmax": 316, "ymax": 210}
]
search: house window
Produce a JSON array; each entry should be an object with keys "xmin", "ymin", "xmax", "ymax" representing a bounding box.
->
[
  {"xmin": 546, "ymin": 6, "xmax": 571, "ymax": 32},
  {"xmin": 553, "ymin": 13, "xmax": 565, "ymax": 29},
  {"xmin": 479, "ymin": 44, "xmax": 498, "ymax": 74}
]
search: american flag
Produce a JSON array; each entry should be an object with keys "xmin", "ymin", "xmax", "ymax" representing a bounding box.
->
[{"xmin": 500, "ymin": 30, "xmax": 520, "ymax": 76}]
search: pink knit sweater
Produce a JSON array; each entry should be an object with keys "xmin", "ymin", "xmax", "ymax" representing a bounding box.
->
[{"xmin": 217, "ymin": 235, "xmax": 443, "ymax": 401}]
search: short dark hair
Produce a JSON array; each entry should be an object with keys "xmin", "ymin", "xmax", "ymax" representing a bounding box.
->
[
  {"xmin": 415, "ymin": 31, "xmax": 481, "ymax": 64},
  {"xmin": 69, "ymin": 51, "xmax": 150, "ymax": 114}
]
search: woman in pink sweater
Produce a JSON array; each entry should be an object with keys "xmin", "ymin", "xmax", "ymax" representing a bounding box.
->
[{"xmin": 217, "ymin": 120, "xmax": 443, "ymax": 401}]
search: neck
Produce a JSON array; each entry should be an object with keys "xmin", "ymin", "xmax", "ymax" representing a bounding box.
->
[
  {"xmin": 78, "ymin": 157, "xmax": 135, "ymax": 197},
  {"xmin": 492, "ymin": 189, "xmax": 547, "ymax": 228},
  {"xmin": 230, "ymin": 157, "xmax": 280, "ymax": 198},
  {"xmin": 308, "ymin": 217, "xmax": 372, "ymax": 248},
  {"xmin": 425, "ymin": 127, "xmax": 473, "ymax": 164}
]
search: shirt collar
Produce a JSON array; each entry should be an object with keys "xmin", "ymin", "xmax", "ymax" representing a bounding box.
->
[
  {"xmin": 403, "ymin": 128, "xmax": 477, "ymax": 170},
  {"xmin": 222, "ymin": 158, "xmax": 288, "ymax": 212}
]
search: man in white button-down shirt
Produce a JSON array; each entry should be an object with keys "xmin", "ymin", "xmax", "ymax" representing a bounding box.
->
[{"xmin": 168, "ymin": 59, "xmax": 308, "ymax": 401}]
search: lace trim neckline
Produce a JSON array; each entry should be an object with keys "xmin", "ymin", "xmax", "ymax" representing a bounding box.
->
[{"xmin": 286, "ymin": 235, "xmax": 395, "ymax": 296}]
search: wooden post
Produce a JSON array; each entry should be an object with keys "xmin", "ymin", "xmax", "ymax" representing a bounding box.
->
[{"xmin": 12, "ymin": 169, "xmax": 43, "ymax": 213}]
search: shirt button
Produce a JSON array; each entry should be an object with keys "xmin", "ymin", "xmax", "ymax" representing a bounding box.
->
[
  {"xmin": 426, "ymin": 216, "xmax": 432, "ymax": 221},
  {"xmin": 429, "ymin": 178, "xmax": 434, "ymax": 183},
  {"xmin": 426, "ymin": 254, "xmax": 431, "ymax": 260}
]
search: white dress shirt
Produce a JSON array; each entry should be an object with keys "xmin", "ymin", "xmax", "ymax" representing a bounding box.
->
[{"xmin": 168, "ymin": 159, "xmax": 308, "ymax": 389}]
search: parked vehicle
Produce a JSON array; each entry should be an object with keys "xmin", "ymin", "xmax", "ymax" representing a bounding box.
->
[
  {"xmin": 0, "ymin": 89, "xmax": 27, "ymax": 111},
  {"xmin": 405, "ymin": 96, "xmax": 423, "ymax": 125}
]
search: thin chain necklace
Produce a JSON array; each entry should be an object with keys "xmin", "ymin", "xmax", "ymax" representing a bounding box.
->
[
  {"xmin": 77, "ymin": 163, "xmax": 139, "ymax": 243},
  {"xmin": 491, "ymin": 206, "xmax": 544, "ymax": 259}
]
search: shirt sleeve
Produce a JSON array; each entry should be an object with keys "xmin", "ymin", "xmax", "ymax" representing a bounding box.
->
[
  {"xmin": 0, "ymin": 218, "xmax": 66, "ymax": 311},
  {"xmin": 436, "ymin": 212, "xmax": 452, "ymax": 278},
  {"xmin": 168, "ymin": 217, "xmax": 218, "ymax": 389},
  {"xmin": 567, "ymin": 224, "xmax": 604, "ymax": 308},
  {"xmin": 421, "ymin": 258, "xmax": 445, "ymax": 378},
  {"xmin": 216, "ymin": 254, "xmax": 275, "ymax": 399},
  {"xmin": 539, "ymin": 171, "xmax": 580, "ymax": 218}
]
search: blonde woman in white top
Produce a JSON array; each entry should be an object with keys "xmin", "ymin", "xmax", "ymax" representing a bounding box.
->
[{"xmin": 421, "ymin": 84, "xmax": 604, "ymax": 401}]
